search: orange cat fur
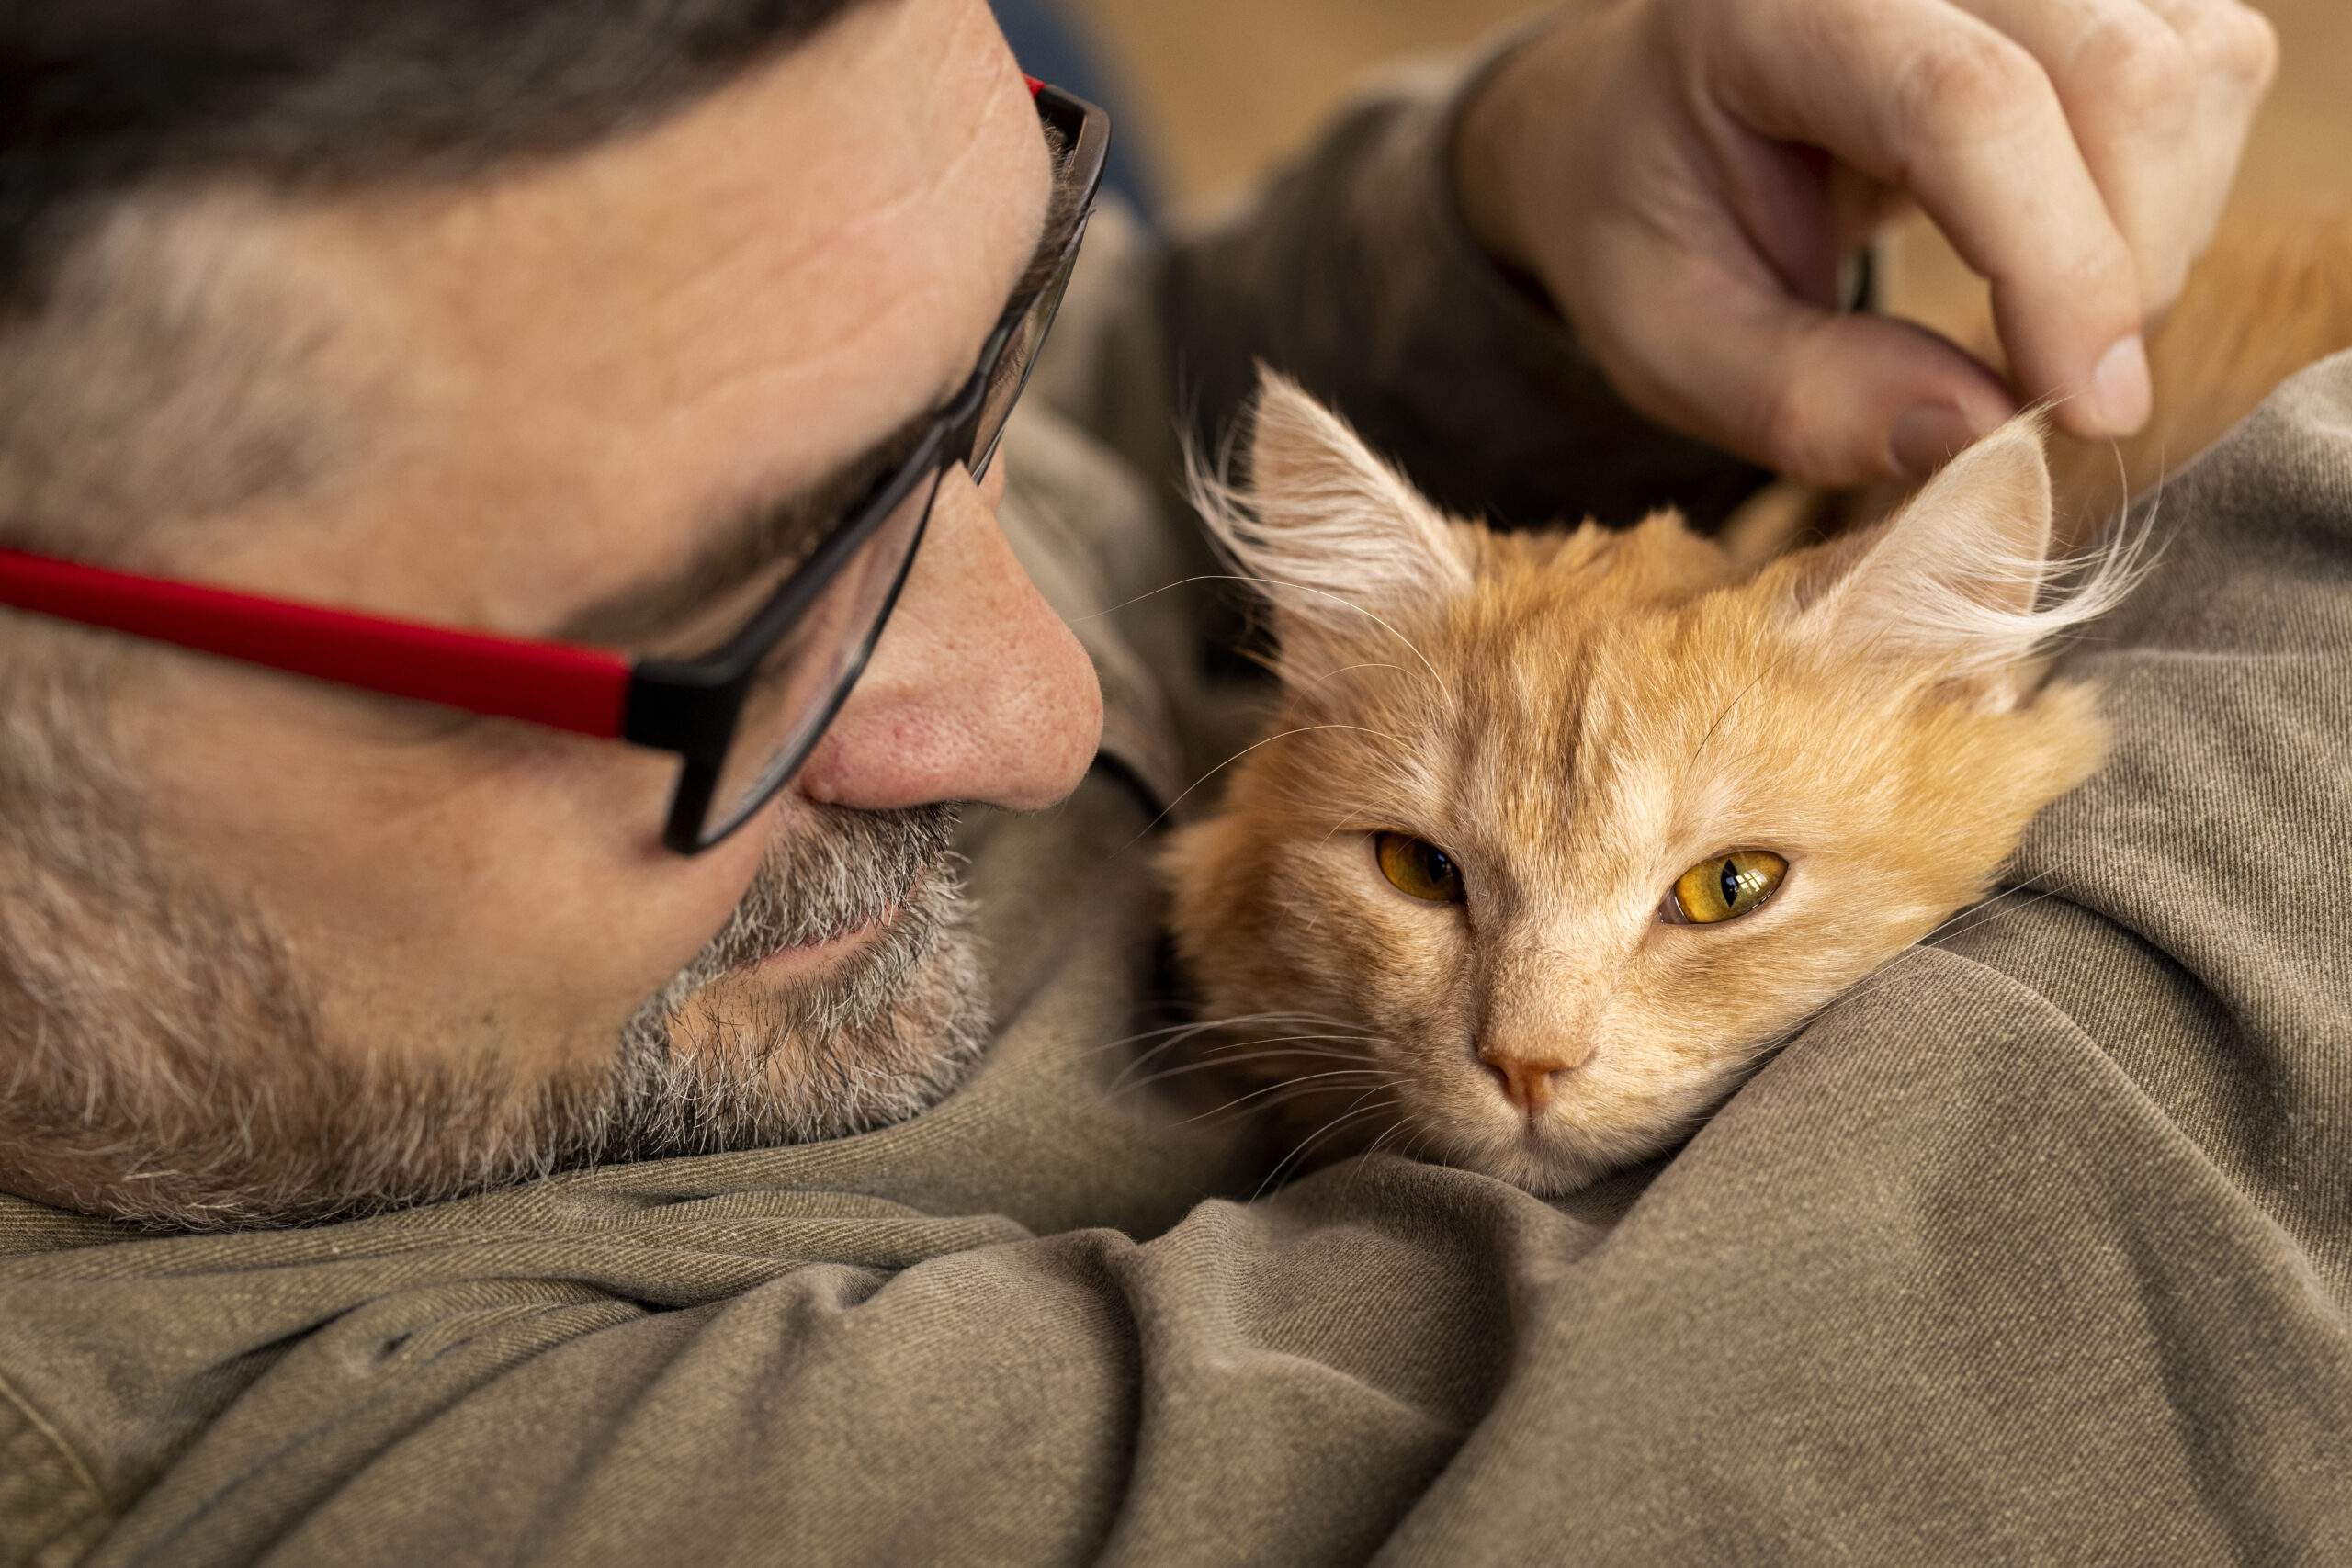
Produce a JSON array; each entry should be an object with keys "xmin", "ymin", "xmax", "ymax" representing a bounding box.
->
[
  {"xmin": 1724, "ymin": 209, "xmax": 2352, "ymax": 559},
  {"xmin": 2045, "ymin": 208, "xmax": 2352, "ymax": 539},
  {"xmin": 1160, "ymin": 373, "xmax": 2130, "ymax": 1196}
]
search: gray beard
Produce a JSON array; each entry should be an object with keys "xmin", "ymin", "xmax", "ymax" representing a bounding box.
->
[
  {"xmin": 606, "ymin": 801, "xmax": 991, "ymax": 1159},
  {"xmin": 0, "ymin": 801, "xmax": 990, "ymax": 1231}
]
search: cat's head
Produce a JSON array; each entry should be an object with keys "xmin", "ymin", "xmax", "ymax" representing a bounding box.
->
[{"xmin": 1161, "ymin": 371, "xmax": 2123, "ymax": 1195}]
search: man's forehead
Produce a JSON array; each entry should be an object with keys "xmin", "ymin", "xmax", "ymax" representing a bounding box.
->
[{"xmin": 164, "ymin": 0, "xmax": 1050, "ymax": 637}]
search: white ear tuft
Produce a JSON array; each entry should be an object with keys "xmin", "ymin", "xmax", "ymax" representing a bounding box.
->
[
  {"xmin": 1187, "ymin": 369, "xmax": 1471, "ymax": 632},
  {"xmin": 1794, "ymin": 412, "xmax": 2142, "ymax": 694}
]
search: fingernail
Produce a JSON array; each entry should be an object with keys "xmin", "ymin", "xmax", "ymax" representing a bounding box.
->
[
  {"xmin": 2090, "ymin": 334, "xmax": 2152, "ymax": 434},
  {"xmin": 1890, "ymin": 402, "xmax": 1984, "ymax": 478}
]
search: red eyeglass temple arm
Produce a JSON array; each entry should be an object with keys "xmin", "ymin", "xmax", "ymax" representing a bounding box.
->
[
  {"xmin": 0, "ymin": 81, "xmax": 1069, "ymax": 744},
  {"xmin": 0, "ymin": 547, "xmax": 634, "ymax": 739}
]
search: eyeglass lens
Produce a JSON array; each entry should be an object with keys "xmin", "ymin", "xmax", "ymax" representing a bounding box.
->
[
  {"xmin": 690, "ymin": 217, "xmax": 1088, "ymax": 849},
  {"xmin": 972, "ymin": 230, "xmax": 1083, "ymax": 479},
  {"xmin": 695, "ymin": 466, "xmax": 943, "ymax": 845}
]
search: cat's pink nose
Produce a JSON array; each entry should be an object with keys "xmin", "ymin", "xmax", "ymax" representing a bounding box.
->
[{"xmin": 1481, "ymin": 1049, "xmax": 1589, "ymax": 1117}]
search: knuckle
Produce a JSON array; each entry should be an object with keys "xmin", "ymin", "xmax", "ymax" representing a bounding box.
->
[
  {"xmin": 1897, "ymin": 31, "xmax": 2046, "ymax": 145},
  {"xmin": 2080, "ymin": 15, "xmax": 2195, "ymax": 122},
  {"xmin": 2041, "ymin": 215, "xmax": 2138, "ymax": 297},
  {"xmin": 2210, "ymin": 6, "xmax": 2282, "ymax": 92},
  {"xmin": 1749, "ymin": 367, "xmax": 1831, "ymax": 479}
]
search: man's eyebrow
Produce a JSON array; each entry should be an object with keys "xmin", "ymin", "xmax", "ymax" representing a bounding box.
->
[
  {"xmin": 556, "ymin": 134, "xmax": 1088, "ymax": 652},
  {"xmin": 555, "ymin": 405, "xmax": 939, "ymax": 649}
]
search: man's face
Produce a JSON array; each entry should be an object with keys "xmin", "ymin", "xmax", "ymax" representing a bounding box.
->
[{"xmin": 2, "ymin": 0, "xmax": 1102, "ymax": 1223}]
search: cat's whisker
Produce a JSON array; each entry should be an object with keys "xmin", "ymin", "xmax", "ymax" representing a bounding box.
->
[
  {"xmin": 1114, "ymin": 1043, "xmax": 1385, "ymax": 1100},
  {"xmin": 1116, "ymin": 724, "xmax": 1414, "ymax": 854},
  {"xmin": 1088, "ymin": 1010, "xmax": 1375, "ymax": 1060},
  {"xmin": 1911, "ymin": 863, "xmax": 2102, "ymax": 950},
  {"xmin": 1253, "ymin": 1095, "xmax": 1401, "ymax": 1201},
  {"xmin": 1162, "ymin": 1067, "xmax": 1403, "ymax": 1127},
  {"xmin": 1100, "ymin": 1023, "xmax": 1267, "ymax": 1079},
  {"xmin": 1362, "ymin": 1122, "xmax": 1441, "ymax": 1181},
  {"xmin": 1172, "ymin": 1083, "xmax": 1398, "ymax": 1143},
  {"xmin": 1118, "ymin": 1046, "xmax": 1390, "ymax": 1094},
  {"xmin": 1298, "ymin": 661, "xmax": 1419, "ymax": 689},
  {"xmin": 1143, "ymin": 1062, "xmax": 1392, "ymax": 1109},
  {"xmin": 1167, "ymin": 1085, "xmax": 1396, "ymax": 1130},
  {"xmin": 1121, "ymin": 1020, "xmax": 1385, "ymax": 1055},
  {"xmin": 1102, "ymin": 1029, "xmax": 1383, "ymax": 1101},
  {"xmin": 1121, "ymin": 1055, "xmax": 1376, "ymax": 1094},
  {"xmin": 1069, "ymin": 569, "xmax": 1455, "ymax": 707},
  {"xmin": 1067, "ymin": 571, "xmax": 1283, "ymax": 624},
  {"xmin": 1742, "ymin": 869, "xmax": 2098, "ymax": 1048},
  {"xmin": 1188, "ymin": 1026, "xmax": 1390, "ymax": 1055},
  {"xmin": 1682, "ymin": 645, "xmax": 1802, "ymax": 775},
  {"xmin": 1088, "ymin": 1019, "xmax": 1239, "ymax": 1058},
  {"xmin": 1199, "ymin": 1039, "xmax": 1387, "ymax": 1064},
  {"xmin": 1114, "ymin": 1037, "xmax": 1207, "ymax": 1077},
  {"xmin": 1112, "ymin": 1018, "xmax": 1400, "ymax": 1093},
  {"xmin": 1207, "ymin": 1010, "xmax": 1376, "ymax": 1030},
  {"xmin": 1193, "ymin": 565, "xmax": 1459, "ymax": 715},
  {"xmin": 1825, "ymin": 880, "xmax": 2078, "ymax": 1018},
  {"xmin": 1315, "ymin": 811, "xmax": 1374, "ymax": 853},
  {"xmin": 1201, "ymin": 1030, "xmax": 1385, "ymax": 1048},
  {"xmin": 1822, "ymin": 946, "xmax": 1969, "ymax": 1020},
  {"xmin": 1345, "ymin": 1118, "xmax": 1422, "ymax": 1188},
  {"xmin": 1194, "ymin": 1010, "xmax": 1381, "ymax": 1035},
  {"xmin": 1922, "ymin": 885, "xmax": 2070, "ymax": 944},
  {"xmin": 1799, "ymin": 944, "xmax": 1940, "ymax": 1018}
]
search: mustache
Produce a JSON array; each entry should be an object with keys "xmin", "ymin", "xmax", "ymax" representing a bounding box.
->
[
  {"xmin": 605, "ymin": 797, "xmax": 988, "ymax": 1158},
  {"xmin": 694, "ymin": 801, "xmax": 964, "ymax": 976}
]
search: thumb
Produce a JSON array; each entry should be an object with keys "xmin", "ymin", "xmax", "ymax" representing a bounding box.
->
[{"xmin": 1572, "ymin": 241, "xmax": 2020, "ymax": 486}]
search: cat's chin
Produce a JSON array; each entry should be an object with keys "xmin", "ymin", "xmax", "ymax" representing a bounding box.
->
[{"xmin": 1430, "ymin": 1121, "xmax": 1652, "ymax": 1200}]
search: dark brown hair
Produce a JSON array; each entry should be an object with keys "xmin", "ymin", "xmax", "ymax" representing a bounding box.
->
[{"xmin": 0, "ymin": 0, "xmax": 879, "ymax": 312}]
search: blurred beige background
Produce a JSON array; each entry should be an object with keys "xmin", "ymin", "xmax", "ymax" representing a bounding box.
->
[{"xmin": 1067, "ymin": 0, "xmax": 2352, "ymax": 211}]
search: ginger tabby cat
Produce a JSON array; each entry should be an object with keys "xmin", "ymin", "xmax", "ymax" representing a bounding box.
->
[{"xmin": 1160, "ymin": 212, "xmax": 2352, "ymax": 1195}]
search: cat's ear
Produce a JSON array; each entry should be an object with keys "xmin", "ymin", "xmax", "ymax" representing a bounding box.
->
[
  {"xmin": 1790, "ymin": 412, "xmax": 2096, "ymax": 704},
  {"xmin": 1192, "ymin": 369, "xmax": 1471, "ymax": 637}
]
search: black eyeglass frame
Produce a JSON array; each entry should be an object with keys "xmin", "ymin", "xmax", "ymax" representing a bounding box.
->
[
  {"xmin": 0, "ymin": 85, "xmax": 1108, "ymax": 859},
  {"xmin": 621, "ymin": 80, "xmax": 1109, "ymax": 853}
]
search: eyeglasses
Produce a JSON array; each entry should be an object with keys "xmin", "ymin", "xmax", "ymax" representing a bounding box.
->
[{"xmin": 0, "ymin": 79, "xmax": 1109, "ymax": 854}]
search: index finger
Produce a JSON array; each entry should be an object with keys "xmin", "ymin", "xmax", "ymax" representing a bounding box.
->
[
  {"xmin": 1957, "ymin": 0, "xmax": 2276, "ymax": 312},
  {"xmin": 1694, "ymin": 0, "xmax": 2152, "ymax": 438}
]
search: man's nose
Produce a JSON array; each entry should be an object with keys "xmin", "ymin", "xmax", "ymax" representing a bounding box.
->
[{"xmin": 793, "ymin": 463, "xmax": 1102, "ymax": 813}]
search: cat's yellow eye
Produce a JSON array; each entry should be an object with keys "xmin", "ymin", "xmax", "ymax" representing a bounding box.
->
[
  {"xmin": 1669, "ymin": 851, "xmax": 1788, "ymax": 925},
  {"xmin": 1375, "ymin": 832, "xmax": 1467, "ymax": 905}
]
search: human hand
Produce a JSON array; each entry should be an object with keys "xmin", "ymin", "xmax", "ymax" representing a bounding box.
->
[{"xmin": 1453, "ymin": 0, "xmax": 2278, "ymax": 485}]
